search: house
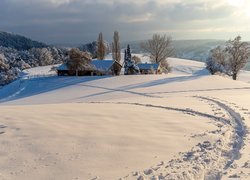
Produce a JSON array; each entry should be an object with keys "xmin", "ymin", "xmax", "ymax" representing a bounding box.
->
[
  {"xmin": 57, "ymin": 60, "xmax": 122, "ymax": 76},
  {"xmin": 137, "ymin": 63, "xmax": 161, "ymax": 74},
  {"xmin": 92, "ymin": 60, "xmax": 122, "ymax": 75}
]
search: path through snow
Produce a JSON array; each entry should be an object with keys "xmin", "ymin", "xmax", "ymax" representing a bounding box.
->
[{"xmin": 86, "ymin": 96, "xmax": 247, "ymax": 180}]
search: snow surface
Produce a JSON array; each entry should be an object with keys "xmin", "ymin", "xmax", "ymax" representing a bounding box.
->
[{"xmin": 1, "ymin": 57, "xmax": 250, "ymax": 179}]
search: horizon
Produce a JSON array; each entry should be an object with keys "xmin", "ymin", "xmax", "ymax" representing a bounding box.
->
[
  {"xmin": 1, "ymin": 0, "xmax": 250, "ymax": 44},
  {"xmin": 0, "ymin": 30, "xmax": 234, "ymax": 46}
]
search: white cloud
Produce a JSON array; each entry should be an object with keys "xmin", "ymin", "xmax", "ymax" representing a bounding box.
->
[
  {"xmin": 1, "ymin": 0, "xmax": 250, "ymax": 43},
  {"xmin": 227, "ymin": 0, "xmax": 245, "ymax": 7},
  {"xmin": 49, "ymin": 0, "xmax": 73, "ymax": 5}
]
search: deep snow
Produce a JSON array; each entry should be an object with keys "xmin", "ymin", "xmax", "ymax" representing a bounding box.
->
[{"xmin": 1, "ymin": 57, "xmax": 250, "ymax": 179}]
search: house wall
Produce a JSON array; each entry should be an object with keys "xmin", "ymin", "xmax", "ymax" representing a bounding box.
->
[
  {"xmin": 140, "ymin": 69, "xmax": 156, "ymax": 74},
  {"xmin": 111, "ymin": 62, "xmax": 122, "ymax": 75},
  {"xmin": 57, "ymin": 61, "xmax": 122, "ymax": 76}
]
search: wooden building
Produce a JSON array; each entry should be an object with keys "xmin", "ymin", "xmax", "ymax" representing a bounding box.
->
[
  {"xmin": 137, "ymin": 63, "xmax": 161, "ymax": 74},
  {"xmin": 57, "ymin": 60, "xmax": 122, "ymax": 76}
]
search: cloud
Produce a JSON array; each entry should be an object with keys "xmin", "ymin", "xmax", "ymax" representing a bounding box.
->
[{"xmin": 0, "ymin": 0, "xmax": 249, "ymax": 44}]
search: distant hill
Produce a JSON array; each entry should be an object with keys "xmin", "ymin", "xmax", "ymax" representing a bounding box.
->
[
  {"xmin": 0, "ymin": 31, "xmax": 47, "ymax": 50},
  {"xmin": 121, "ymin": 39, "xmax": 250, "ymax": 70},
  {"xmin": 121, "ymin": 39, "xmax": 226, "ymax": 62},
  {"xmin": 173, "ymin": 39, "xmax": 227, "ymax": 62}
]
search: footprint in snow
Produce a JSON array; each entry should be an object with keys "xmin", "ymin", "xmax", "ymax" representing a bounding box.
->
[
  {"xmin": 0, "ymin": 125, "xmax": 7, "ymax": 129},
  {"xmin": 229, "ymin": 174, "xmax": 241, "ymax": 178},
  {"xmin": 91, "ymin": 176, "xmax": 99, "ymax": 180},
  {"xmin": 242, "ymin": 162, "xmax": 250, "ymax": 168},
  {"xmin": 0, "ymin": 125, "xmax": 6, "ymax": 135}
]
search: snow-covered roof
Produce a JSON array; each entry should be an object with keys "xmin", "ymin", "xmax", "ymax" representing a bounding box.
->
[
  {"xmin": 137, "ymin": 63, "xmax": 159, "ymax": 70},
  {"xmin": 92, "ymin": 60, "xmax": 114, "ymax": 71},
  {"xmin": 57, "ymin": 60, "xmax": 119, "ymax": 71},
  {"xmin": 57, "ymin": 64, "xmax": 68, "ymax": 71}
]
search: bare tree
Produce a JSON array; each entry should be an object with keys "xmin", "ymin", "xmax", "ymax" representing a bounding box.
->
[
  {"xmin": 225, "ymin": 36, "xmax": 249, "ymax": 80},
  {"xmin": 141, "ymin": 34, "xmax": 175, "ymax": 64},
  {"xmin": 132, "ymin": 55, "xmax": 141, "ymax": 64},
  {"xmin": 67, "ymin": 48, "xmax": 92, "ymax": 76},
  {"xmin": 112, "ymin": 31, "xmax": 121, "ymax": 62},
  {"xmin": 97, "ymin": 32, "xmax": 106, "ymax": 60}
]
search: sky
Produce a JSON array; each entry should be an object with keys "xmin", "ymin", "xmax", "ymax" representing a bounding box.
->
[{"xmin": 0, "ymin": 0, "xmax": 250, "ymax": 44}]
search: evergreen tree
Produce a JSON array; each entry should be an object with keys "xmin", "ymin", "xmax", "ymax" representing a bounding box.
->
[
  {"xmin": 124, "ymin": 49, "xmax": 127, "ymax": 62},
  {"xmin": 127, "ymin": 44, "xmax": 132, "ymax": 60},
  {"xmin": 124, "ymin": 44, "xmax": 139, "ymax": 75}
]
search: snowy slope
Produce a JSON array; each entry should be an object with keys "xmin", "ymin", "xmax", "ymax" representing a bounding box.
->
[
  {"xmin": 1, "ymin": 57, "xmax": 250, "ymax": 104},
  {"xmin": 21, "ymin": 64, "xmax": 59, "ymax": 77},
  {"xmin": 1, "ymin": 57, "xmax": 250, "ymax": 179},
  {"xmin": 0, "ymin": 57, "xmax": 207, "ymax": 104}
]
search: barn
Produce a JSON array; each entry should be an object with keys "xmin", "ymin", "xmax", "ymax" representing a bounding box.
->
[
  {"xmin": 57, "ymin": 60, "xmax": 122, "ymax": 76},
  {"xmin": 137, "ymin": 63, "xmax": 161, "ymax": 74}
]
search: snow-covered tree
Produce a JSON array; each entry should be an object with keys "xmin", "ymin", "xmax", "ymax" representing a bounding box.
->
[
  {"xmin": 50, "ymin": 47, "xmax": 65, "ymax": 64},
  {"xmin": 67, "ymin": 48, "xmax": 92, "ymax": 76},
  {"xmin": 35, "ymin": 48, "xmax": 53, "ymax": 66},
  {"xmin": 124, "ymin": 45, "xmax": 140, "ymax": 75},
  {"xmin": 0, "ymin": 53, "xmax": 9, "ymax": 71},
  {"xmin": 0, "ymin": 46, "xmax": 66, "ymax": 86},
  {"xmin": 225, "ymin": 36, "xmax": 249, "ymax": 80},
  {"xmin": 206, "ymin": 46, "xmax": 227, "ymax": 75},
  {"xmin": 0, "ymin": 53, "xmax": 20, "ymax": 86},
  {"xmin": 161, "ymin": 59, "xmax": 171, "ymax": 73},
  {"xmin": 206, "ymin": 36, "xmax": 250, "ymax": 80}
]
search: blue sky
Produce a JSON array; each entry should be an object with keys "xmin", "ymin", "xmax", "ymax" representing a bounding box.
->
[{"xmin": 1, "ymin": 0, "xmax": 250, "ymax": 44}]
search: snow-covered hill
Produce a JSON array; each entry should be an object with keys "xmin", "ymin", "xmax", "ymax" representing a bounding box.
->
[
  {"xmin": 1, "ymin": 57, "xmax": 250, "ymax": 179},
  {"xmin": 0, "ymin": 58, "xmax": 208, "ymax": 104},
  {"xmin": 1, "ymin": 57, "xmax": 249, "ymax": 105}
]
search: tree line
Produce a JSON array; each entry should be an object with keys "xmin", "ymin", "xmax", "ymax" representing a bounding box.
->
[
  {"xmin": 70, "ymin": 31, "xmax": 175, "ymax": 75},
  {"xmin": 2, "ymin": 30, "xmax": 248, "ymax": 86},
  {"xmin": 0, "ymin": 46, "xmax": 66, "ymax": 86}
]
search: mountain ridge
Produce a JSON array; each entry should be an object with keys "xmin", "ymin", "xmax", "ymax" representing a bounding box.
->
[{"xmin": 0, "ymin": 31, "xmax": 48, "ymax": 50}]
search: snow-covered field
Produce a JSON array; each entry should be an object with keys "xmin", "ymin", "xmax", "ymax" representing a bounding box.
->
[{"xmin": 1, "ymin": 58, "xmax": 250, "ymax": 179}]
